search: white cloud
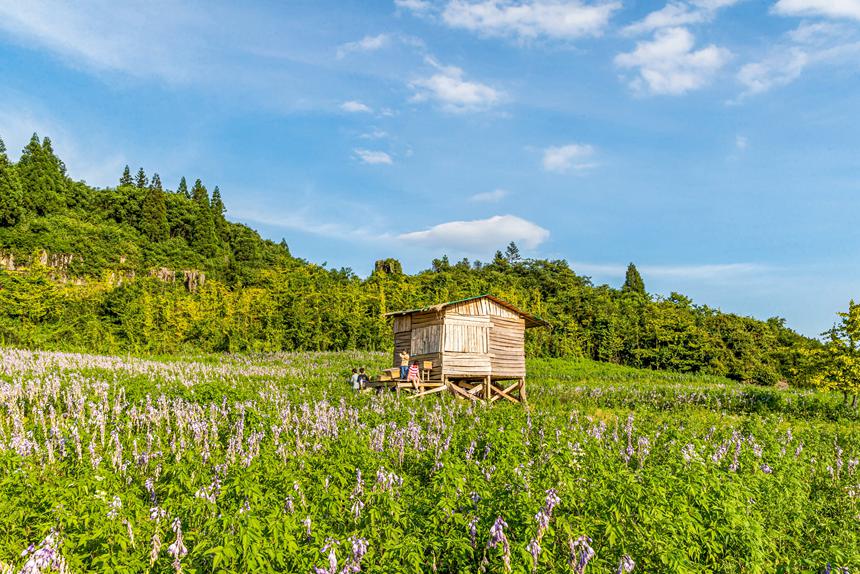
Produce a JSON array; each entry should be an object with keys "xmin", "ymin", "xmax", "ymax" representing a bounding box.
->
[
  {"xmin": 737, "ymin": 48, "xmax": 808, "ymax": 96},
  {"xmin": 398, "ymin": 214, "xmax": 549, "ymax": 251},
  {"xmin": 735, "ymin": 135, "xmax": 748, "ymax": 150},
  {"xmin": 0, "ymin": 1, "xmax": 207, "ymax": 83},
  {"xmin": 410, "ymin": 58, "xmax": 502, "ymax": 112},
  {"xmin": 354, "ymin": 149, "xmax": 394, "ymax": 164},
  {"xmin": 396, "ymin": 0, "xmax": 433, "ymax": 11},
  {"xmin": 360, "ymin": 129, "xmax": 389, "ymax": 139},
  {"xmin": 572, "ymin": 261, "xmax": 766, "ymax": 281},
  {"xmin": 0, "ymin": 105, "xmax": 126, "ymax": 187},
  {"xmin": 734, "ymin": 21, "xmax": 860, "ymax": 98},
  {"xmin": 542, "ymin": 143, "xmax": 596, "ymax": 172},
  {"xmin": 773, "ymin": 0, "xmax": 860, "ymax": 21},
  {"xmin": 441, "ymin": 0, "xmax": 621, "ymax": 40},
  {"xmin": 336, "ymin": 34, "xmax": 390, "ymax": 59},
  {"xmin": 470, "ymin": 188, "xmax": 510, "ymax": 202},
  {"xmin": 614, "ymin": 27, "xmax": 731, "ymax": 95},
  {"xmin": 623, "ymin": 0, "xmax": 740, "ymax": 35},
  {"xmin": 341, "ymin": 100, "xmax": 374, "ymax": 113}
]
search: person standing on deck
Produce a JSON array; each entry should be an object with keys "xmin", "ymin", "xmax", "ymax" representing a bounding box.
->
[{"xmin": 399, "ymin": 350, "xmax": 410, "ymax": 380}]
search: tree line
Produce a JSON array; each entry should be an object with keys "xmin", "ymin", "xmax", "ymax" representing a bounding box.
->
[{"xmin": 0, "ymin": 133, "xmax": 854, "ymax": 397}]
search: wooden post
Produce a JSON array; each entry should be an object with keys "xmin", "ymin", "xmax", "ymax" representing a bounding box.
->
[
  {"xmin": 519, "ymin": 378, "xmax": 527, "ymax": 406},
  {"xmin": 484, "ymin": 376, "xmax": 491, "ymax": 403}
]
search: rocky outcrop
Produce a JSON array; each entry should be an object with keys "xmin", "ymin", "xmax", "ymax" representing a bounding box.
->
[
  {"xmin": 0, "ymin": 253, "xmax": 15, "ymax": 271},
  {"xmin": 183, "ymin": 270, "xmax": 206, "ymax": 292},
  {"xmin": 149, "ymin": 267, "xmax": 176, "ymax": 282},
  {"xmin": 38, "ymin": 251, "xmax": 75, "ymax": 271}
]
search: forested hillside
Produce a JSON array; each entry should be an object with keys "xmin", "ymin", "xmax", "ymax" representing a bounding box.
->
[{"xmin": 0, "ymin": 133, "xmax": 818, "ymax": 384}]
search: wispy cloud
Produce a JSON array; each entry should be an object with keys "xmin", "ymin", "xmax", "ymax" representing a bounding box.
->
[
  {"xmin": 410, "ymin": 57, "xmax": 502, "ymax": 112},
  {"xmin": 572, "ymin": 261, "xmax": 767, "ymax": 281},
  {"xmin": 623, "ymin": 0, "xmax": 741, "ymax": 36},
  {"xmin": 469, "ymin": 188, "xmax": 510, "ymax": 202},
  {"xmin": 737, "ymin": 49, "xmax": 808, "ymax": 96},
  {"xmin": 336, "ymin": 33, "xmax": 390, "ymax": 59},
  {"xmin": 440, "ymin": 0, "xmax": 621, "ymax": 40},
  {"xmin": 354, "ymin": 148, "xmax": 394, "ymax": 164},
  {"xmin": 615, "ymin": 27, "xmax": 731, "ymax": 95},
  {"xmin": 359, "ymin": 129, "xmax": 389, "ymax": 140},
  {"xmin": 398, "ymin": 214, "xmax": 549, "ymax": 251},
  {"xmin": 0, "ymin": 1, "xmax": 209, "ymax": 83},
  {"xmin": 735, "ymin": 134, "xmax": 748, "ymax": 150},
  {"xmin": 395, "ymin": 0, "xmax": 433, "ymax": 12},
  {"xmin": 773, "ymin": 0, "xmax": 860, "ymax": 21},
  {"xmin": 0, "ymin": 104, "xmax": 126, "ymax": 188},
  {"xmin": 735, "ymin": 22, "xmax": 860, "ymax": 98},
  {"xmin": 542, "ymin": 143, "xmax": 596, "ymax": 172},
  {"xmin": 341, "ymin": 100, "xmax": 374, "ymax": 113}
]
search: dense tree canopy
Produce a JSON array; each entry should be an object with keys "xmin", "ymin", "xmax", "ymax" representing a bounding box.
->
[{"xmin": 0, "ymin": 132, "xmax": 825, "ymax": 385}]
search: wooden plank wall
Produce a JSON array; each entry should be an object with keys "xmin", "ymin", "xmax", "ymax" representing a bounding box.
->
[
  {"xmin": 441, "ymin": 352, "xmax": 491, "ymax": 377},
  {"xmin": 443, "ymin": 316, "xmax": 491, "ymax": 353},
  {"xmin": 392, "ymin": 315, "xmax": 411, "ymax": 334},
  {"xmin": 446, "ymin": 298, "xmax": 520, "ymax": 320},
  {"xmin": 412, "ymin": 325, "xmax": 442, "ymax": 355},
  {"xmin": 391, "ymin": 311, "xmax": 444, "ymax": 381},
  {"xmin": 488, "ymin": 316, "xmax": 526, "ymax": 378}
]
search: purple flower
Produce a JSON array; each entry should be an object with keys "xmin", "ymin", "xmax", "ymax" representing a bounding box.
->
[
  {"xmin": 487, "ymin": 517, "xmax": 511, "ymax": 572},
  {"xmin": 616, "ymin": 555, "xmax": 635, "ymax": 573},
  {"xmin": 569, "ymin": 535, "xmax": 595, "ymax": 574}
]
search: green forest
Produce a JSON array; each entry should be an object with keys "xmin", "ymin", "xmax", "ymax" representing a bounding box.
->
[{"xmin": 0, "ymin": 132, "xmax": 850, "ymax": 390}]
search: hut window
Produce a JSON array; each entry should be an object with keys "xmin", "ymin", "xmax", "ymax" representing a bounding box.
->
[
  {"xmin": 443, "ymin": 322, "xmax": 490, "ymax": 354},
  {"xmin": 411, "ymin": 325, "xmax": 442, "ymax": 355}
]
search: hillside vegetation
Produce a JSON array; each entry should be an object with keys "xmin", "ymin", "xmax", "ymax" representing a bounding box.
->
[{"xmin": 0, "ymin": 133, "xmax": 819, "ymax": 384}]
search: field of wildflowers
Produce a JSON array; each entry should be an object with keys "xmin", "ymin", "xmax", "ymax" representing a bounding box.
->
[{"xmin": 0, "ymin": 348, "xmax": 857, "ymax": 573}]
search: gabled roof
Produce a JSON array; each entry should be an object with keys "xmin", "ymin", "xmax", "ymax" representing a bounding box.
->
[{"xmin": 384, "ymin": 294, "xmax": 549, "ymax": 328}]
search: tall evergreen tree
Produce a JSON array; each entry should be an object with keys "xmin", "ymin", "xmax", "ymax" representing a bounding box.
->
[
  {"xmin": 119, "ymin": 165, "xmax": 133, "ymax": 187},
  {"xmin": 177, "ymin": 176, "xmax": 189, "ymax": 198},
  {"xmin": 191, "ymin": 179, "xmax": 218, "ymax": 256},
  {"xmin": 504, "ymin": 241, "xmax": 521, "ymax": 263},
  {"xmin": 141, "ymin": 173, "xmax": 168, "ymax": 242},
  {"xmin": 211, "ymin": 185, "xmax": 225, "ymax": 217},
  {"xmin": 17, "ymin": 133, "xmax": 65, "ymax": 215},
  {"xmin": 0, "ymin": 137, "xmax": 24, "ymax": 226},
  {"xmin": 623, "ymin": 263, "xmax": 646, "ymax": 295},
  {"xmin": 211, "ymin": 185, "xmax": 229, "ymax": 239},
  {"xmin": 135, "ymin": 167, "xmax": 148, "ymax": 189}
]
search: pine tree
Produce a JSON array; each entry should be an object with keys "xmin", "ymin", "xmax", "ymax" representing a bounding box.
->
[
  {"xmin": 623, "ymin": 263, "xmax": 646, "ymax": 295},
  {"xmin": 141, "ymin": 173, "xmax": 168, "ymax": 242},
  {"xmin": 119, "ymin": 165, "xmax": 133, "ymax": 187},
  {"xmin": 211, "ymin": 185, "xmax": 225, "ymax": 217},
  {"xmin": 135, "ymin": 167, "xmax": 148, "ymax": 189},
  {"xmin": 211, "ymin": 185, "xmax": 229, "ymax": 240},
  {"xmin": 0, "ymin": 137, "xmax": 24, "ymax": 226},
  {"xmin": 504, "ymin": 241, "xmax": 521, "ymax": 263},
  {"xmin": 17, "ymin": 133, "xmax": 66, "ymax": 215},
  {"xmin": 191, "ymin": 179, "xmax": 218, "ymax": 256},
  {"xmin": 177, "ymin": 176, "xmax": 189, "ymax": 198}
]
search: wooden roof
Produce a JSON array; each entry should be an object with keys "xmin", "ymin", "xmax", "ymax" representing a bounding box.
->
[{"xmin": 384, "ymin": 294, "xmax": 550, "ymax": 328}]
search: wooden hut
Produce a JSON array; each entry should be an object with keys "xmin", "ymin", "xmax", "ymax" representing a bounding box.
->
[{"xmin": 376, "ymin": 295, "xmax": 548, "ymax": 404}]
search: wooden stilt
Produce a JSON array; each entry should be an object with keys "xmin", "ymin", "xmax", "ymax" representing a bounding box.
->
[
  {"xmin": 489, "ymin": 381, "xmax": 521, "ymax": 404},
  {"xmin": 519, "ymin": 378, "xmax": 527, "ymax": 406}
]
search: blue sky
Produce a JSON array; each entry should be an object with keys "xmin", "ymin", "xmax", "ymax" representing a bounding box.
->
[{"xmin": 0, "ymin": 0, "xmax": 859, "ymax": 337}]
